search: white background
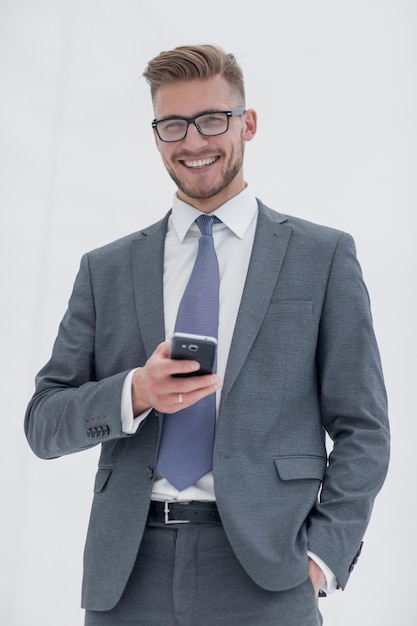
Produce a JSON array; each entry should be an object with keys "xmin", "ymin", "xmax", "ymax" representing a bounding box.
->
[{"xmin": 1, "ymin": 1, "xmax": 416, "ymax": 624}]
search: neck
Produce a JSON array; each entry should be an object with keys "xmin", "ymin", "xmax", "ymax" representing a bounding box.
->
[{"xmin": 177, "ymin": 182, "xmax": 248, "ymax": 214}]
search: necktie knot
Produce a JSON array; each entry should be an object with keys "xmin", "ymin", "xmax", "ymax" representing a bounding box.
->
[{"xmin": 195, "ymin": 214, "xmax": 220, "ymax": 236}]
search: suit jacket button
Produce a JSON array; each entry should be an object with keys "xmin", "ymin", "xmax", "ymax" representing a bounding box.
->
[{"xmin": 147, "ymin": 467, "xmax": 154, "ymax": 479}]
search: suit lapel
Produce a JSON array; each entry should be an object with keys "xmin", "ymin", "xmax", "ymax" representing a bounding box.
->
[
  {"xmin": 220, "ymin": 202, "xmax": 292, "ymax": 402},
  {"xmin": 131, "ymin": 213, "xmax": 170, "ymax": 359}
]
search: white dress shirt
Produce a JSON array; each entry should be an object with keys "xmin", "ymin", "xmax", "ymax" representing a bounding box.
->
[
  {"xmin": 120, "ymin": 186, "xmax": 336, "ymax": 593},
  {"xmin": 122, "ymin": 185, "xmax": 258, "ymax": 499}
]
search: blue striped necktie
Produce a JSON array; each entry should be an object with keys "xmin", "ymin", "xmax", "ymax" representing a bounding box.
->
[{"xmin": 157, "ymin": 214, "xmax": 220, "ymax": 490}]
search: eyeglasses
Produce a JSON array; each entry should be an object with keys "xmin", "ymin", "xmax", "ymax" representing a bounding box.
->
[{"xmin": 152, "ymin": 107, "xmax": 246, "ymax": 142}]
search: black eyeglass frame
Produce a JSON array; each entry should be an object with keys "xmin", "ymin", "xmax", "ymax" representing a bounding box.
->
[{"xmin": 151, "ymin": 106, "xmax": 246, "ymax": 142}]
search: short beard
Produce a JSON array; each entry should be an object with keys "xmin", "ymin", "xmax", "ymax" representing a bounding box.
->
[{"xmin": 164, "ymin": 141, "xmax": 245, "ymax": 202}]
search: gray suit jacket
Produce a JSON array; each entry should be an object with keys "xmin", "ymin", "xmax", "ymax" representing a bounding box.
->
[{"xmin": 25, "ymin": 200, "xmax": 390, "ymax": 611}]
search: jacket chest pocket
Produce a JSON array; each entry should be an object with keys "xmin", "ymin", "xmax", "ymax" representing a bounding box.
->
[{"xmin": 269, "ymin": 299, "xmax": 314, "ymax": 316}]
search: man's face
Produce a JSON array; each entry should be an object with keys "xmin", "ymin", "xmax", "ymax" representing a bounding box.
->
[{"xmin": 152, "ymin": 75, "xmax": 257, "ymax": 213}]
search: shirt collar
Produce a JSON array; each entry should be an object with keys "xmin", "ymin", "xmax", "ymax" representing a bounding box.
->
[{"xmin": 171, "ymin": 186, "xmax": 258, "ymax": 242}]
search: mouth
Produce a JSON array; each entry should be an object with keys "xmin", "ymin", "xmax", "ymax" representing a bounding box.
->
[{"xmin": 181, "ymin": 156, "xmax": 219, "ymax": 169}]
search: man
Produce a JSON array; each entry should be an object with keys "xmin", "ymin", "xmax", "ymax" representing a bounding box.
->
[{"xmin": 25, "ymin": 44, "xmax": 390, "ymax": 625}]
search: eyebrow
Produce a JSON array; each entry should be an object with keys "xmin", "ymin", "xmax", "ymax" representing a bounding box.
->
[{"xmin": 156, "ymin": 108, "xmax": 228, "ymax": 121}]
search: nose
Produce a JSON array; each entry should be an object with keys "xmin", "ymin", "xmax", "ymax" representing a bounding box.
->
[{"xmin": 181, "ymin": 122, "xmax": 209, "ymax": 150}]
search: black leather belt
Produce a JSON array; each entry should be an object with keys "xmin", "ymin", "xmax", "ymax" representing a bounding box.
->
[{"xmin": 148, "ymin": 500, "xmax": 221, "ymax": 525}]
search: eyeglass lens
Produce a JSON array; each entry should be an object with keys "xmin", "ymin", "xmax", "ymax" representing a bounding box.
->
[{"xmin": 157, "ymin": 112, "xmax": 229, "ymax": 142}]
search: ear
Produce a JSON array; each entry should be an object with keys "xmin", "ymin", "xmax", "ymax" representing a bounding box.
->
[
  {"xmin": 153, "ymin": 128, "xmax": 161, "ymax": 150},
  {"xmin": 242, "ymin": 108, "xmax": 257, "ymax": 142}
]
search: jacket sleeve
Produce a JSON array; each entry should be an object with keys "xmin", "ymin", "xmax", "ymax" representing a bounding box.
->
[
  {"xmin": 307, "ymin": 233, "xmax": 390, "ymax": 589},
  {"xmin": 24, "ymin": 253, "xmax": 132, "ymax": 459}
]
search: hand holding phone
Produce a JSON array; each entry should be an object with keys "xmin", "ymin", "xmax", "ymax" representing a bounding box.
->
[{"xmin": 170, "ymin": 332, "xmax": 217, "ymax": 377}]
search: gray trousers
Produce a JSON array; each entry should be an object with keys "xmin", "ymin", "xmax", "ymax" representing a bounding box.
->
[{"xmin": 85, "ymin": 522, "xmax": 323, "ymax": 626}]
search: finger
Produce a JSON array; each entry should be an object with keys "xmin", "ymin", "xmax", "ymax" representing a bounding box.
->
[
  {"xmin": 167, "ymin": 358, "xmax": 202, "ymax": 377},
  {"xmin": 158, "ymin": 374, "xmax": 221, "ymax": 406},
  {"xmin": 172, "ymin": 372, "xmax": 221, "ymax": 393},
  {"xmin": 166, "ymin": 382, "xmax": 221, "ymax": 414},
  {"xmin": 155, "ymin": 340, "xmax": 171, "ymax": 357},
  {"xmin": 154, "ymin": 341, "xmax": 201, "ymax": 378}
]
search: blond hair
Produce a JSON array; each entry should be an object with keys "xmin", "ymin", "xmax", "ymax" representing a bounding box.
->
[{"xmin": 143, "ymin": 44, "xmax": 245, "ymax": 104}]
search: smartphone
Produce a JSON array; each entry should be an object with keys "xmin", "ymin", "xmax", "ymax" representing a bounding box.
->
[{"xmin": 170, "ymin": 332, "xmax": 217, "ymax": 377}]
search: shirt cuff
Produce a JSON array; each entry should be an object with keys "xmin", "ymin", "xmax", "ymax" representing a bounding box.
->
[
  {"xmin": 307, "ymin": 551, "xmax": 338, "ymax": 595},
  {"xmin": 121, "ymin": 369, "xmax": 152, "ymax": 434}
]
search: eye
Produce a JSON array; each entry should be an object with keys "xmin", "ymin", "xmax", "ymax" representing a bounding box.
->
[
  {"xmin": 199, "ymin": 113, "xmax": 226, "ymax": 127},
  {"xmin": 160, "ymin": 119, "xmax": 186, "ymax": 132}
]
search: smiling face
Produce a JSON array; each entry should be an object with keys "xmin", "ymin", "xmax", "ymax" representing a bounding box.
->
[{"xmin": 152, "ymin": 75, "xmax": 257, "ymax": 213}]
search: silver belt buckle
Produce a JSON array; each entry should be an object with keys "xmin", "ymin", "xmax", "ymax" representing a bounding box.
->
[{"xmin": 164, "ymin": 501, "xmax": 190, "ymax": 524}]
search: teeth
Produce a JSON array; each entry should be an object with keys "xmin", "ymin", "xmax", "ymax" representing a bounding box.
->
[{"xmin": 183, "ymin": 157, "xmax": 217, "ymax": 168}]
